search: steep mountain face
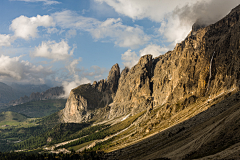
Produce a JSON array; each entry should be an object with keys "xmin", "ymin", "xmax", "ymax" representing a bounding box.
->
[
  {"xmin": 61, "ymin": 4, "xmax": 240, "ymax": 125},
  {"xmin": 5, "ymin": 4, "xmax": 239, "ymax": 158},
  {"xmin": 8, "ymin": 86, "xmax": 64, "ymax": 106},
  {"xmin": 61, "ymin": 64, "xmax": 120, "ymax": 123},
  {"xmin": 109, "ymin": 55, "xmax": 153, "ymax": 119}
]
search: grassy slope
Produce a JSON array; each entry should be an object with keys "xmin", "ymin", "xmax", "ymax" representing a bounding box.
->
[
  {"xmin": 102, "ymin": 91, "xmax": 240, "ymax": 160},
  {"xmin": 0, "ymin": 109, "xmax": 63, "ymax": 152},
  {"xmin": 0, "ymin": 99, "xmax": 67, "ymax": 118},
  {"xmin": 0, "ymin": 111, "xmax": 28, "ymax": 126},
  {"xmin": 58, "ymin": 111, "xmax": 146, "ymax": 151}
]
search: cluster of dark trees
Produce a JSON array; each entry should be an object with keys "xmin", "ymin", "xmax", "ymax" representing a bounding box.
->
[
  {"xmin": 15, "ymin": 123, "xmax": 105, "ymax": 151},
  {"xmin": 0, "ymin": 151, "xmax": 104, "ymax": 160}
]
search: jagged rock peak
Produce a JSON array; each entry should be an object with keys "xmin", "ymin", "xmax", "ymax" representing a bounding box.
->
[
  {"xmin": 139, "ymin": 54, "xmax": 152, "ymax": 66},
  {"xmin": 137, "ymin": 54, "xmax": 153, "ymax": 77},
  {"xmin": 107, "ymin": 63, "xmax": 120, "ymax": 82},
  {"xmin": 120, "ymin": 67, "xmax": 129, "ymax": 79},
  {"xmin": 107, "ymin": 63, "xmax": 120, "ymax": 93},
  {"xmin": 118, "ymin": 67, "xmax": 129, "ymax": 88}
]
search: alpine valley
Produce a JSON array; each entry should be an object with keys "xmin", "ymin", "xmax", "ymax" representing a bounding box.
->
[{"xmin": 0, "ymin": 3, "xmax": 240, "ymax": 160}]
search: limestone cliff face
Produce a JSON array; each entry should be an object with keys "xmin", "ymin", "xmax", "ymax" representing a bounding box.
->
[
  {"xmin": 62, "ymin": 5, "xmax": 240, "ymax": 123},
  {"xmin": 108, "ymin": 55, "xmax": 153, "ymax": 119},
  {"xmin": 62, "ymin": 64, "xmax": 120, "ymax": 123},
  {"xmin": 62, "ymin": 91, "xmax": 89, "ymax": 122},
  {"xmin": 152, "ymin": 5, "xmax": 240, "ymax": 106},
  {"xmin": 106, "ymin": 64, "xmax": 120, "ymax": 92}
]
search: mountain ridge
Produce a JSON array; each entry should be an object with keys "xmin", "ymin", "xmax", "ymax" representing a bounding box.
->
[
  {"xmin": 8, "ymin": 86, "xmax": 64, "ymax": 106},
  {"xmin": 1, "ymin": 3, "xmax": 239, "ymax": 159},
  {"xmin": 55, "ymin": 3, "xmax": 240, "ymax": 159},
  {"xmin": 0, "ymin": 82, "xmax": 50, "ymax": 106},
  {"xmin": 61, "ymin": 3, "xmax": 240, "ymax": 124}
]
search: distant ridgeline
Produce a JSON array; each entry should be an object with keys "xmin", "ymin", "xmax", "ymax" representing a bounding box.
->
[
  {"xmin": 8, "ymin": 86, "xmax": 64, "ymax": 106},
  {"xmin": 0, "ymin": 82, "xmax": 50, "ymax": 106}
]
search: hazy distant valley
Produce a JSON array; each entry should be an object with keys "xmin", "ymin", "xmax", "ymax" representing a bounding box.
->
[{"xmin": 0, "ymin": 3, "xmax": 240, "ymax": 160}]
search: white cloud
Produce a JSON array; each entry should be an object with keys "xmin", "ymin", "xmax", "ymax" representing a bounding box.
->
[
  {"xmin": 61, "ymin": 76, "xmax": 91, "ymax": 98},
  {"xmin": 12, "ymin": 0, "xmax": 61, "ymax": 5},
  {"xmin": 122, "ymin": 44, "xmax": 169, "ymax": 68},
  {"xmin": 121, "ymin": 49, "xmax": 139, "ymax": 68},
  {"xmin": 52, "ymin": 10, "xmax": 149, "ymax": 48},
  {"xmin": 31, "ymin": 40, "xmax": 75, "ymax": 61},
  {"xmin": 93, "ymin": 0, "xmax": 201, "ymax": 45},
  {"xmin": 67, "ymin": 58, "xmax": 82, "ymax": 75},
  {"xmin": 140, "ymin": 44, "xmax": 169, "ymax": 58},
  {"xmin": 95, "ymin": 0, "xmax": 201, "ymax": 22},
  {"xmin": 10, "ymin": 15, "xmax": 55, "ymax": 40},
  {"xmin": 0, "ymin": 55, "xmax": 52, "ymax": 84},
  {"xmin": 60, "ymin": 58, "xmax": 91, "ymax": 98},
  {"xmin": 0, "ymin": 34, "xmax": 11, "ymax": 47},
  {"xmin": 47, "ymin": 27, "xmax": 59, "ymax": 34},
  {"xmin": 52, "ymin": 10, "xmax": 98, "ymax": 29},
  {"xmin": 159, "ymin": 17, "xmax": 193, "ymax": 44},
  {"xmin": 83, "ymin": 65, "xmax": 107, "ymax": 80},
  {"xmin": 161, "ymin": 0, "xmax": 240, "ymax": 44},
  {"xmin": 96, "ymin": 0, "xmax": 239, "ymax": 45},
  {"xmin": 66, "ymin": 29, "xmax": 77, "ymax": 39},
  {"xmin": 90, "ymin": 18, "xmax": 150, "ymax": 48}
]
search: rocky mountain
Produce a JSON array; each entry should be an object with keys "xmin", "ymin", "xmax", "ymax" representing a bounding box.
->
[
  {"xmin": 61, "ymin": 4, "xmax": 240, "ymax": 124},
  {"xmin": 8, "ymin": 86, "xmax": 64, "ymax": 106},
  {"xmin": 61, "ymin": 64, "xmax": 120, "ymax": 122},
  {"xmin": 40, "ymin": 4, "xmax": 240, "ymax": 159}
]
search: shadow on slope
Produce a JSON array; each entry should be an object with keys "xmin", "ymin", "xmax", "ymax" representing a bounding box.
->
[{"xmin": 105, "ymin": 91, "xmax": 240, "ymax": 160}]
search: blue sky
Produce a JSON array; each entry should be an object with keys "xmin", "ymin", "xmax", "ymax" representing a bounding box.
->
[{"xmin": 0, "ymin": 0, "xmax": 238, "ymax": 97}]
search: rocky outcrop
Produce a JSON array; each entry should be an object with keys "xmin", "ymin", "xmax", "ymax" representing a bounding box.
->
[
  {"xmin": 62, "ymin": 4, "xmax": 240, "ymax": 123},
  {"xmin": 9, "ymin": 86, "xmax": 64, "ymax": 106},
  {"xmin": 62, "ymin": 64, "xmax": 120, "ymax": 123},
  {"xmin": 106, "ymin": 63, "xmax": 120, "ymax": 94},
  {"xmin": 108, "ymin": 55, "xmax": 153, "ymax": 119}
]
